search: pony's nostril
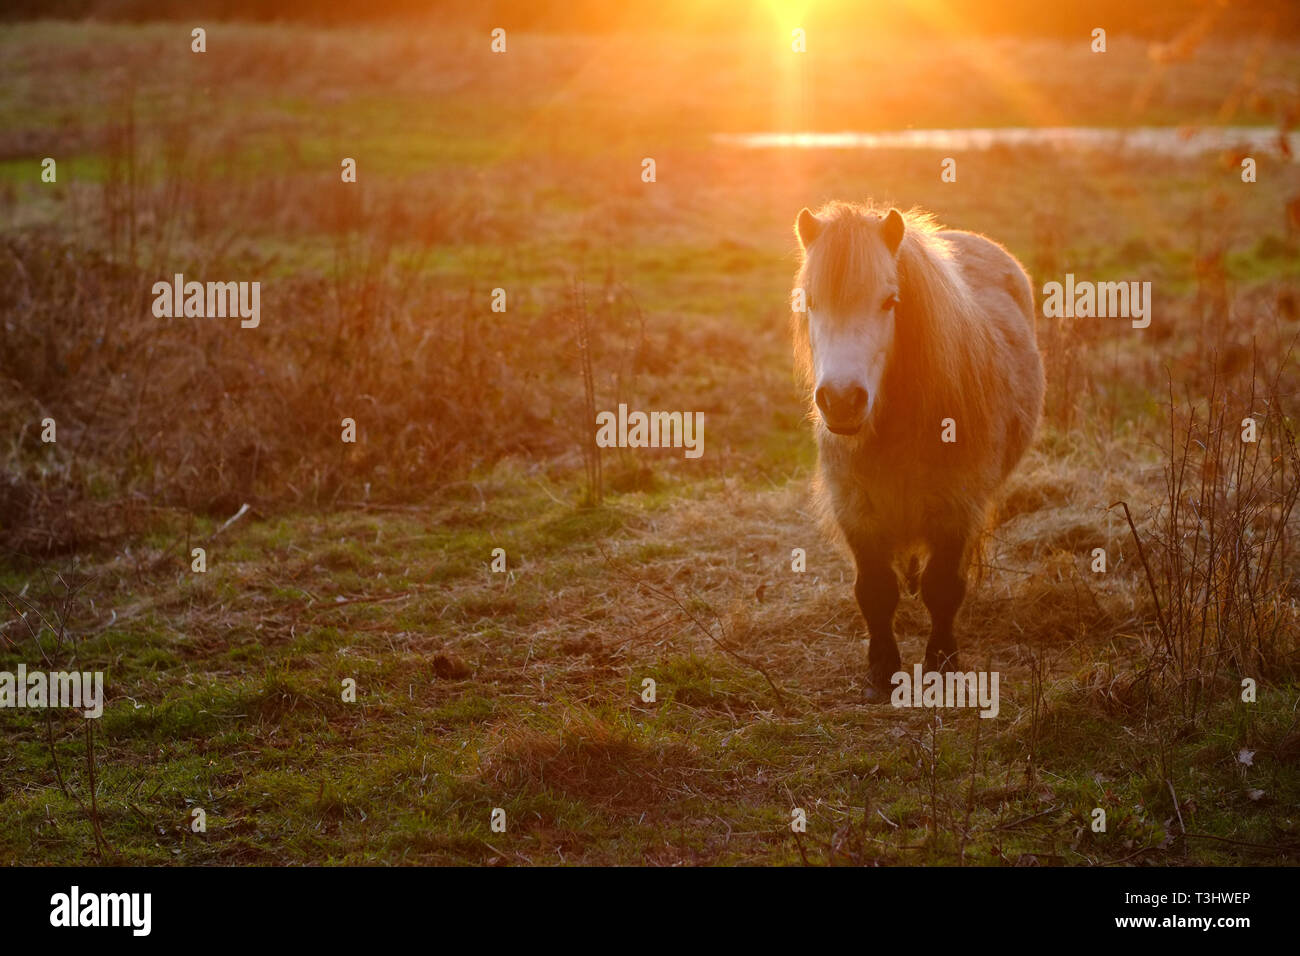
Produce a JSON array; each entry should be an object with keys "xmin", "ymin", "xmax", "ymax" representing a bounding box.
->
[{"xmin": 816, "ymin": 385, "xmax": 868, "ymax": 421}]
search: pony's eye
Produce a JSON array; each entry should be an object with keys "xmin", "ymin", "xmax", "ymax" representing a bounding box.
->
[{"xmin": 882, "ymin": 294, "xmax": 899, "ymax": 311}]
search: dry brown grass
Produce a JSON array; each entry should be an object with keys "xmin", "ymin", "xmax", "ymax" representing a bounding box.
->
[{"xmin": 476, "ymin": 707, "xmax": 701, "ymax": 808}]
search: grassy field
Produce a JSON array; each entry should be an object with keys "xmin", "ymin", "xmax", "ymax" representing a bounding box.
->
[{"xmin": 1, "ymin": 21, "xmax": 1298, "ymax": 865}]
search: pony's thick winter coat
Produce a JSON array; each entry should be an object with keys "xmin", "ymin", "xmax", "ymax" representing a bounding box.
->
[{"xmin": 792, "ymin": 201, "xmax": 1044, "ymax": 693}]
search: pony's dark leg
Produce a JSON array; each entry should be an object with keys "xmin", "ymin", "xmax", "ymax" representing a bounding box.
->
[
  {"xmin": 921, "ymin": 532, "xmax": 969, "ymax": 673},
  {"xmin": 851, "ymin": 548, "xmax": 901, "ymax": 700}
]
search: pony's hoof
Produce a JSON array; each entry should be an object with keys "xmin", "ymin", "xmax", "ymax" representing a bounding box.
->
[
  {"xmin": 865, "ymin": 663, "xmax": 899, "ymax": 703},
  {"xmin": 864, "ymin": 682, "xmax": 891, "ymax": 704}
]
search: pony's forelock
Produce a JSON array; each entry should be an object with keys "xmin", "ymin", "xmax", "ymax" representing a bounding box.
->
[{"xmin": 797, "ymin": 202, "xmax": 902, "ymax": 314}]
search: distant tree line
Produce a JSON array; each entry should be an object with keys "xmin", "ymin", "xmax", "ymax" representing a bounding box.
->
[{"xmin": 4, "ymin": 0, "xmax": 1298, "ymax": 39}]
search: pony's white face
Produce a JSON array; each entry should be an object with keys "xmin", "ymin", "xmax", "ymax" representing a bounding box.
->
[
  {"xmin": 806, "ymin": 284, "xmax": 899, "ymax": 435},
  {"xmin": 796, "ymin": 206, "xmax": 905, "ymax": 436}
]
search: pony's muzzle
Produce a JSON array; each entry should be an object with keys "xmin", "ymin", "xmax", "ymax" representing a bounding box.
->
[{"xmin": 815, "ymin": 383, "xmax": 868, "ymax": 434}]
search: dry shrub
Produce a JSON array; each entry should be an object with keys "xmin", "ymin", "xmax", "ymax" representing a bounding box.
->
[
  {"xmin": 1125, "ymin": 345, "xmax": 1300, "ymax": 718},
  {"xmin": 0, "ymin": 230, "xmax": 573, "ymax": 554}
]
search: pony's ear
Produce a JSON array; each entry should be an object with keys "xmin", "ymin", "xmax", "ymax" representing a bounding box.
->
[
  {"xmin": 882, "ymin": 208, "xmax": 905, "ymax": 256},
  {"xmin": 795, "ymin": 208, "xmax": 822, "ymax": 249}
]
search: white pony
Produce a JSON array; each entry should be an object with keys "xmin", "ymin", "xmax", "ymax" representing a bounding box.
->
[{"xmin": 792, "ymin": 201, "xmax": 1045, "ymax": 698}]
